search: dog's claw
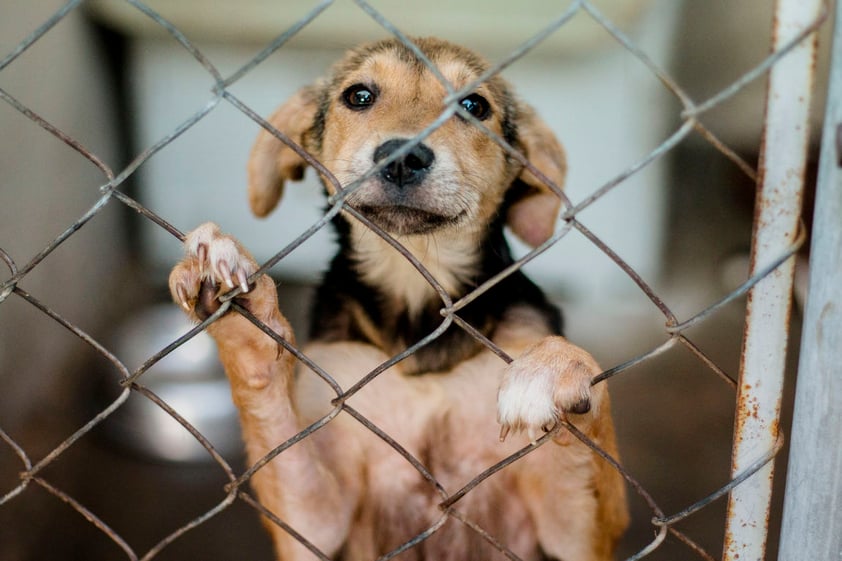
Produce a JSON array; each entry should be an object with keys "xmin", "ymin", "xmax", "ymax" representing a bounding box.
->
[
  {"xmin": 236, "ymin": 268, "xmax": 250, "ymax": 293},
  {"xmin": 197, "ymin": 242, "xmax": 208, "ymax": 267},
  {"xmin": 176, "ymin": 284, "xmax": 190, "ymax": 311},
  {"xmin": 219, "ymin": 260, "xmax": 235, "ymax": 289},
  {"xmin": 172, "ymin": 223, "xmax": 264, "ymax": 322}
]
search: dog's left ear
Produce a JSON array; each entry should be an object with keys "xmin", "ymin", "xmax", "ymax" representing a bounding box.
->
[
  {"xmin": 507, "ymin": 105, "xmax": 566, "ymax": 248},
  {"xmin": 247, "ymin": 85, "xmax": 320, "ymax": 218}
]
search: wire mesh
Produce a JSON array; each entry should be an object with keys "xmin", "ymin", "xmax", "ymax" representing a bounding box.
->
[{"xmin": 0, "ymin": 1, "xmax": 828, "ymax": 560}]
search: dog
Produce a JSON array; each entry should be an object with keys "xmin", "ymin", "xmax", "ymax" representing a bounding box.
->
[{"xmin": 169, "ymin": 37, "xmax": 628, "ymax": 561}]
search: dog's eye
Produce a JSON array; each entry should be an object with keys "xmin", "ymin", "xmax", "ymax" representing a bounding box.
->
[
  {"xmin": 342, "ymin": 84, "xmax": 377, "ymax": 110},
  {"xmin": 459, "ymin": 93, "xmax": 490, "ymax": 120}
]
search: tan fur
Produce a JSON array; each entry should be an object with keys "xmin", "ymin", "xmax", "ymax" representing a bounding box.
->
[{"xmin": 170, "ymin": 38, "xmax": 627, "ymax": 560}]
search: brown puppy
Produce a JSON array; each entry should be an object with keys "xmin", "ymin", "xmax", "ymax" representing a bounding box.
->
[{"xmin": 170, "ymin": 37, "xmax": 628, "ymax": 561}]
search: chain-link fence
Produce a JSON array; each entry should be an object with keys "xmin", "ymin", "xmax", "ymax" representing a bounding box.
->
[{"xmin": 0, "ymin": 1, "xmax": 833, "ymax": 560}]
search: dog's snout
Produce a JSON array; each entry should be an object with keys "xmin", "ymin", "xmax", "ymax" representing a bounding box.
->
[{"xmin": 373, "ymin": 139, "xmax": 435, "ymax": 187}]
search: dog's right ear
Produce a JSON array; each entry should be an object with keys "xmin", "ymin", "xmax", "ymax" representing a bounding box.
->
[
  {"xmin": 506, "ymin": 104, "xmax": 566, "ymax": 248},
  {"xmin": 247, "ymin": 86, "xmax": 320, "ymax": 217}
]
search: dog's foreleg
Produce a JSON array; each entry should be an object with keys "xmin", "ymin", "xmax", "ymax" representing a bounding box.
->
[
  {"xmin": 497, "ymin": 336, "xmax": 628, "ymax": 559},
  {"xmin": 497, "ymin": 335, "xmax": 604, "ymax": 443},
  {"xmin": 169, "ymin": 223, "xmax": 353, "ymax": 560}
]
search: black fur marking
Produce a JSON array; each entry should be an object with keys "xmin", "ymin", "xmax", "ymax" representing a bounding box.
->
[
  {"xmin": 308, "ymin": 207, "xmax": 561, "ymax": 374},
  {"xmin": 309, "ymin": 89, "xmax": 330, "ymax": 154}
]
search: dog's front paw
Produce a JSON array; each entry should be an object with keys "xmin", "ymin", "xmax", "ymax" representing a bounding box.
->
[
  {"xmin": 169, "ymin": 222, "xmax": 260, "ymax": 322},
  {"xmin": 497, "ymin": 336, "xmax": 600, "ymax": 443}
]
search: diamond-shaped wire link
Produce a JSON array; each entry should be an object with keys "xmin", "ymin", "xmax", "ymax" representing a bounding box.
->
[{"xmin": 0, "ymin": 1, "xmax": 826, "ymax": 559}]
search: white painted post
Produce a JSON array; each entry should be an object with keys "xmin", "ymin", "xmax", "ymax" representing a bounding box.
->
[{"xmin": 722, "ymin": 1, "xmax": 823, "ymax": 560}]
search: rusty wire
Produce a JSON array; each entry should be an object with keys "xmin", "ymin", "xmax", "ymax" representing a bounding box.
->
[{"xmin": 0, "ymin": 1, "xmax": 827, "ymax": 560}]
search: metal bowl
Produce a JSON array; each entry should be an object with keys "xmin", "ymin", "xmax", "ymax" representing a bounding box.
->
[{"xmin": 99, "ymin": 304, "xmax": 242, "ymax": 463}]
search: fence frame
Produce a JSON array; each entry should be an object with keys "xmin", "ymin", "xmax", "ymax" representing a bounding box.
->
[
  {"xmin": 777, "ymin": 1, "xmax": 842, "ymax": 559},
  {"xmin": 0, "ymin": 1, "xmax": 836, "ymax": 560},
  {"xmin": 723, "ymin": 0, "xmax": 824, "ymax": 559}
]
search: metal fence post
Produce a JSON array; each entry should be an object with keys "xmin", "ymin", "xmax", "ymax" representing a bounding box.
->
[
  {"xmin": 722, "ymin": 0, "xmax": 823, "ymax": 560},
  {"xmin": 777, "ymin": 2, "xmax": 842, "ymax": 560},
  {"xmin": 1, "ymin": 2, "xmax": 837, "ymax": 559}
]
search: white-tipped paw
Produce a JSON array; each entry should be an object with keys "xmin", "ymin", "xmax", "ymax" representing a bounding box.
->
[
  {"xmin": 169, "ymin": 222, "xmax": 259, "ymax": 320},
  {"xmin": 497, "ymin": 336, "xmax": 599, "ymax": 443}
]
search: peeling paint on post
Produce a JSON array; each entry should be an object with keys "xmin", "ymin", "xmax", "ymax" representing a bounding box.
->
[{"xmin": 723, "ymin": 0, "xmax": 823, "ymax": 560}]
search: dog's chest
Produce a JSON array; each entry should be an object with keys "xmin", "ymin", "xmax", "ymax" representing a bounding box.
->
[
  {"xmin": 343, "ymin": 362, "xmax": 542, "ymax": 560},
  {"xmin": 351, "ymin": 453, "xmax": 540, "ymax": 561},
  {"xmin": 298, "ymin": 338, "xmax": 554, "ymax": 560},
  {"xmin": 352, "ymin": 230, "xmax": 480, "ymax": 318}
]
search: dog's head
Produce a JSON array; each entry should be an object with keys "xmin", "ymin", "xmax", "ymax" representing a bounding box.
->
[{"xmin": 248, "ymin": 37, "xmax": 566, "ymax": 248}]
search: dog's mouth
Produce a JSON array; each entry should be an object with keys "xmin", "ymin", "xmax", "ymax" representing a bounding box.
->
[{"xmin": 355, "ymin": 204, "xmax": 466, "ymax": 236}]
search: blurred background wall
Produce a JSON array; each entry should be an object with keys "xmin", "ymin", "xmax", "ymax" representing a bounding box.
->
[{"xmin": 0, "ymin": 1, "xmax": 831, "ymax": 559}]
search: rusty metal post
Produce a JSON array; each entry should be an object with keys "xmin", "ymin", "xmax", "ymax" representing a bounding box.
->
[
  {"xmin": 722, "ymin": 1, "xmax": 823, "ymax": 560},
  {"xmin": 777, "ymin": 2, "xmax": 842, "ymax": 560}
]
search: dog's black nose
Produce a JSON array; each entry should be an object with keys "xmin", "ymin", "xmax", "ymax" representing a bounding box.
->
[{"xmin": 373, "ymin": 139, "xmax": 435, "ymax": 187}]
